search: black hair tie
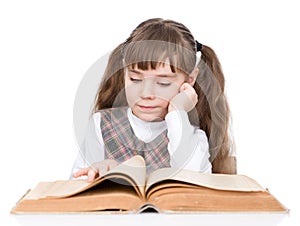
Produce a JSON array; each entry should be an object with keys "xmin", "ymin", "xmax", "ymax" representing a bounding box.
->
[{"xmin": 196, "ymin": 40, "xmax": 202, "ymax": 52}]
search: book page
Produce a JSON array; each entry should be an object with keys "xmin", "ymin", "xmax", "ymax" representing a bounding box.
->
[
  {"xmin": 146, "ymin": 168, "xmax": 265, "ymax": 192},
  {"xmin": 104, "ymin": 155, "xmax": 147, "ymax": 197},
  {"xmin": 106, "ymin": 155, "xmax": 146, "ymax": 187},
  {"xmin": 24, "ymin": 180, "xmax": 90, "ymax": 200},
  {"xmin": 24, "ymin": 155, "xmax": 147, "ymax": 200}
]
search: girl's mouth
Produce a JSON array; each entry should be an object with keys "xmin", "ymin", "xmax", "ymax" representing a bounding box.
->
[{"xmin": 138, "ymin": 105, "xmax": 156, "ymax": 110}]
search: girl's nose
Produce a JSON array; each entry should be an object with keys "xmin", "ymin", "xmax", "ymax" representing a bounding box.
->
[{"xmin": 140, "ymin": 79, "xmax": 155, "ymax": 99}]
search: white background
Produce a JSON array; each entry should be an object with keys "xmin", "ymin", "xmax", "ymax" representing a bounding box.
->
[{"xmin": 0, "ymin": 0, "xmax": 299, "ymax": 225}]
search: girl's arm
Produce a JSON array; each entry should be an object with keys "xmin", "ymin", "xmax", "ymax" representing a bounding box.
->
[
  {"xmin": 165, "ymin": 110, "xmax": 212, "ymax": 173},
  {"xmin": 70, "ymin": 113, "xmax": 106, "ymax": 179},
  {"xmin": 167, "ymin": 82, "xmax": 211, "ymax": 173}
]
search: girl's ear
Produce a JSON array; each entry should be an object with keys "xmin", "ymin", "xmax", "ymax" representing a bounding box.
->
[{"xmin": 188, "ymin": 68, "xmax": 199, "ymax": 86}]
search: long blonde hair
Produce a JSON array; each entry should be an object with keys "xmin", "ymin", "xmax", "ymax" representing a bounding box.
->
[{"xmin": 94, "ymin": 18, "xmax": 236, "ymax": 174}]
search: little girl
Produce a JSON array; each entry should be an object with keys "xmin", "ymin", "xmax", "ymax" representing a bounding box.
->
[{"xmin": 72, "ymin": 18, "xmax": 236, "ymax": 182}]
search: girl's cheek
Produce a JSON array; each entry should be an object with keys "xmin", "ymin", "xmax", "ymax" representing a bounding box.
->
[{"xmin": 154, "ymin": 84, "xmax": 180, "ymax": 101}]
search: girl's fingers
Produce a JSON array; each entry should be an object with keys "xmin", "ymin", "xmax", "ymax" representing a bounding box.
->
[
  {"xmin": 73, "ymin": 159, "xmax": 119, "ymax": 182},
  {"xmin": 180, "ymin": 83, "xmax": 188, "ymax": 92},
  {"xmin": 73, "ymin": 168, "xmax": 89, "ymax": 178},
  {"xmin": 87, "ymin": 169, "xmax": 98, "ymax": 182}
]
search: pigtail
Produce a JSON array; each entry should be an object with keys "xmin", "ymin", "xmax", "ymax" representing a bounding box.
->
[
  {"xmin": 195, "ymin": 45, "xmax": 236, "ymax": 174},
  {"xmin": 93, "ymin": 44, "xmax": 128, "ymax": 112}
]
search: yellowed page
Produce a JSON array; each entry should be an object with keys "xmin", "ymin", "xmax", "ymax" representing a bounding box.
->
[
  {"xmin": 103, "ymin": 155, "xmax": 147, "ymax": 197},
  {"xmin": 24, "ymin": 180, "xmax": 90, "ymax": 200},
  {"xmin": 106, "ymin": 155, "xmax": 146, "ymax": 187},
  {"xmin": 146, "ymin": 168, "xmax": 265, "ymax": 192},
  {"xmin": 24, "ymin": 155, "xmax": 146, "ymax": 200}
]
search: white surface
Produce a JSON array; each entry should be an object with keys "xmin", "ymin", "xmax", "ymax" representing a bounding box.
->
[
  {"xmin": 1, "ymin": 1, "xmax": 299, "ymax": 225},
  {"xmin": 10, "ymin": 213, "xmax": 289, "ymax": 226}
]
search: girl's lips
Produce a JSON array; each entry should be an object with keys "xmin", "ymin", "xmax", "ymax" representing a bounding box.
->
[{"xmin": 138, "ymin": 105, "xmax": 156, "ymax": 110}]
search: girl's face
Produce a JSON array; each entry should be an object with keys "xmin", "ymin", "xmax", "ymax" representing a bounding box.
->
[{"xmin": 124, "ymin": 63, "xmax": 186, "ymax": 122}]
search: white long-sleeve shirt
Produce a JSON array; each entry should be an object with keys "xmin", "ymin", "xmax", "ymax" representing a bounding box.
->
[{"xmin": 70, "ymin": 108, "xmax": 211, "ymax": 178}]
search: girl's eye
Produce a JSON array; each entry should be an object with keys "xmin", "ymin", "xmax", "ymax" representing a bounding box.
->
[
  {"xmin": 130, "ymin": 77, "xmax": 142, "ymax": 83},
  {"xmin": 157, "ymin": 81, "xmax": 171, "ymax": 87}
]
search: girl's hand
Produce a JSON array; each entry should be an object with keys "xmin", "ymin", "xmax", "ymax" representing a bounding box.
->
[
  {"xmin": 73, "ymin": 159, "xmax": 119, "ymax": 182},
  {"xmin": 168, "ymin": 83, "xmax": 198, "ymax": 113}
]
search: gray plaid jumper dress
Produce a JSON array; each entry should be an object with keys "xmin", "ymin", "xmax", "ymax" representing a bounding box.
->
[{"xmin": 100, "ymin": 107, "xmax": 171, "ymax": 173}]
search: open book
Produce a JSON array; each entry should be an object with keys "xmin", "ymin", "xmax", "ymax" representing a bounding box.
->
[{"xmin": 11, "ymin": 155, "xmax": 287, "ymax": 214}]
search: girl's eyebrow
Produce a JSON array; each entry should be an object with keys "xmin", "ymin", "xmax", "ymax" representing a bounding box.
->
[{"xmin": 128, "ymin": 69, "xmax": 177, "ymax": 77}]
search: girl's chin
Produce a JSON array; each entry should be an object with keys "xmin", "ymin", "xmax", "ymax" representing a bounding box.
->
[
  {"xmin": 138, "ymin": 114, "xmax": 165, "ymax": 122},
  {"xmin": 132, "ymin": 110, "xmax": 166, "ymax": 122}
]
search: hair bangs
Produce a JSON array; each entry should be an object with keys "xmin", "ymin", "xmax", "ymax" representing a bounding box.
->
[{"xmin": 123, "ymin": 40, "xmax": 196, "ymax": 74}]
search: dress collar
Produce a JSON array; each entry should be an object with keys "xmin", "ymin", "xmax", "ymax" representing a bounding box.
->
[{"xmin": 127, "ymin": 108, "xmax": 167, "ymax": 142}]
